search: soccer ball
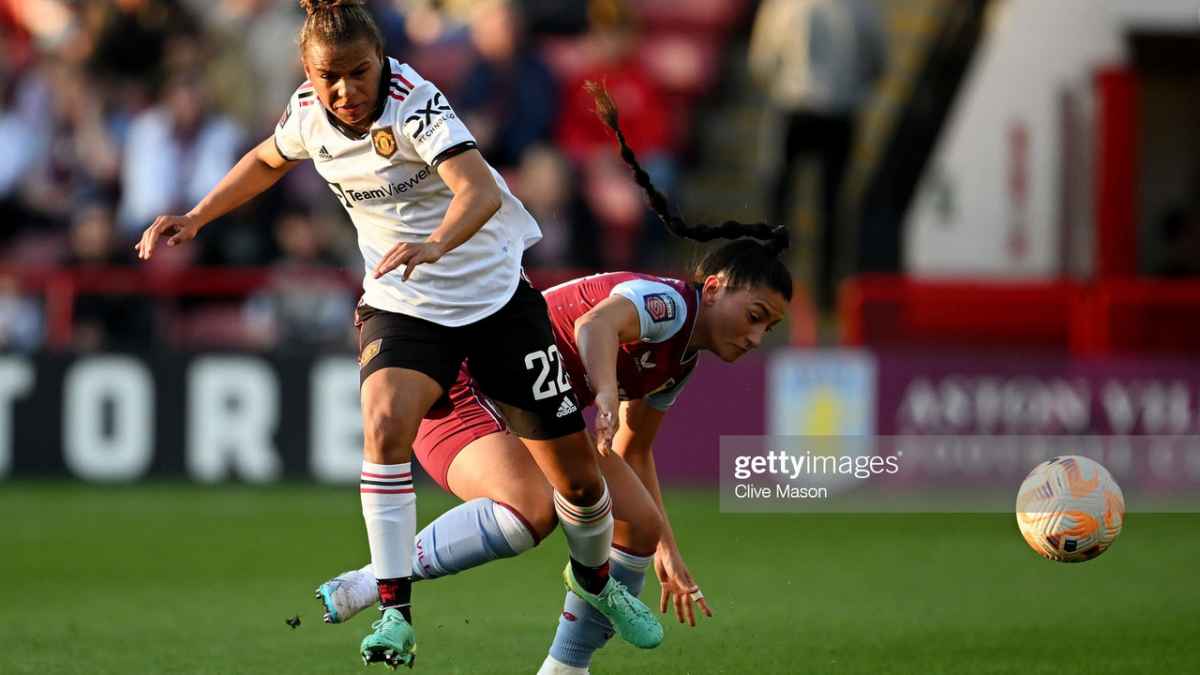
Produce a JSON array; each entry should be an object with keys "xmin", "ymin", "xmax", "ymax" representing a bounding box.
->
[{"xmin": 1015, "ymin": 455, "xmax": 1125, "ymax": 562}]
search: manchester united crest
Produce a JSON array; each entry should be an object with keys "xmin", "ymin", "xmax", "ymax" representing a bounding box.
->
[
  {"xmin": 371, "ymin": 127, "xmax": 397, "ymax": 158},
  {"xmin": 359, "ymin": 338, "xmax": 382, "ymax": 367}
]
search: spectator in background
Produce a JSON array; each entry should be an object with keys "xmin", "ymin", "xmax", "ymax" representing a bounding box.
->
[
  {"xmin": 580, "ymin": 151, "xmax": 651, "ymax": 269},
  {"xmin": 458, "ymin": 0, "xmax": 558, "ymax": 168},
  {"xmin": 556, "ymin": 0, "xmax": 675, "ymax": 185},
  {"xmin": 85, "ymin": 0, "xmax": 199, "ymax": 112},
  {"xmin": 117, "ymin": 69, "xmax": 245, "ymax": 238},
  {"xmin": 366, "ymin": 0, "xmax": 412, "ymax": 59},
  {"xmin": 184, "ymin": 0, "xmax": 305, "ymax": 132},
  {"xmin": 17, "ymin": 60, "xmax": 121, "ymax": 232},
  {"xmin": 243, "ymin": 209, "xmax": 355, "ymax": 350},
  {"xmin": 63, "ymin": 200, "xmax": 153, "ymax": 350},
  {"xmin": 0, "ymin": 273, "xmax": 43, "ymax": 351},
  {"xmin": 554, "ymin": 0, "xmax": 677, "ymax": 270},
  {"xmin": 397, "ymin": 0, "xmax": 475, "ymax": 90},
  {"xmin": 0, "ymin": 54, "xmax": 53, "ymax": 243},
  {"xmin": 513, "ymin": 144, "xmax": 599, "ymax": 269},
  {"xmin": 749, "ymin": 0, "xmax": 886, "ymax": 311}
]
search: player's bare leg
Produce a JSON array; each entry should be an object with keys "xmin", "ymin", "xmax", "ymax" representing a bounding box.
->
[
  {"xmin": 357, "ymin": 367, "xmax": 441, "ymax": 669},
  {"xmin": 523, "ymin": 432, "xmax": 663, "ymax": 649},
  {"xmin": 542, "ymin": 451, "xmax": 662, "ymax": 673}
]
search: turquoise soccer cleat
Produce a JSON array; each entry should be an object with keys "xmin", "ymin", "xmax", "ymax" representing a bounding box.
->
[
  {"xmin": 360, "ymin": 608, "xmax": 417, "ymax": 669},
  {"xmin": 562, "ymin": 562, "xmax": 663, "ymax": 649},
  {"xmin": 315, "ymin": 569, "xmax": 377, "ymax": 624}
]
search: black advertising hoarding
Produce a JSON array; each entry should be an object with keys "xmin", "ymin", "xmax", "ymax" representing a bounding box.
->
[
  {"xmin": 0, "ymin": 352, "xmax": 364, "ymax": 483},
  {"xmin": 0, "ymin": 350, "xmax": 769, "ymax": 484}
]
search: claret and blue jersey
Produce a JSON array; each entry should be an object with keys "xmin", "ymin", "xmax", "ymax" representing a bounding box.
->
[{"xmin": 543, "ymin": 272, "xmax": 701, "ymax": 412}]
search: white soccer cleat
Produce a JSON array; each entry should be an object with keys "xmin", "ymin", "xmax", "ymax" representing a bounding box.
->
[
  {"xmin": 315, "ymin": 568, "xmax": 378, "ymax": 624},
  {"xmin": 537, "ymin": 655, "xmax": 590, "ymax": 675}
]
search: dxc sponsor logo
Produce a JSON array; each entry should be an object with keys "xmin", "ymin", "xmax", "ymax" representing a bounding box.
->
[{"xmin": 404, "ymin": 93, "xmax": 454, "ymax": 141}]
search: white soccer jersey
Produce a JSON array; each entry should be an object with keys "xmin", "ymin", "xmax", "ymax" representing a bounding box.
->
[{"xmin": 274, "ymin": 57, "xmax": 542, "ymax": 326}]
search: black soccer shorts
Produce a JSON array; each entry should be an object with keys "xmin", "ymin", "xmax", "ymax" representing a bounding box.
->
[{"xmin": 355, "ymin": 279, "xmax": 585, "ymax": 440}]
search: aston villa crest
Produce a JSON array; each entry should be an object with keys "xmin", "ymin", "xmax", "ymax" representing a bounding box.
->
[{"xmin": 371, "ymin": 127, "xmax": 397, "ymax": 158}]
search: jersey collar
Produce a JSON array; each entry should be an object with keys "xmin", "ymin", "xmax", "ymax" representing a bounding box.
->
[{"xmin": 324, "ymin": 57, "xmax": 392, "ymax": 141}]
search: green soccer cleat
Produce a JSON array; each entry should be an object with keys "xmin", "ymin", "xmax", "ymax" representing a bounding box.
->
[
  {"xmin": 360, "ymin": 608, "xmax": 417, "ymax": 669},
  {"xmin": 562, "ymin": 562, "xmax": 663, "ymax": 649}
]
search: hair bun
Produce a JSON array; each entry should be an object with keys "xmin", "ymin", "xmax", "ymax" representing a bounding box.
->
[
  {"xmin": 299, "ymin": 0, "xmax": 364, "ymax": 15},
  {"xmin": 766, "ymin": 225, "xmax": 790, "ymax": 256}
]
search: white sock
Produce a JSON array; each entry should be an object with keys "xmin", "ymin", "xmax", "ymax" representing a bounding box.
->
[
  {"xmin": 360, "ymin": 460, "xmax": 416, "ymax": 579},
  {"xmin": 553, "ymin": 483, "xmax": 613, "ymax": 567}
]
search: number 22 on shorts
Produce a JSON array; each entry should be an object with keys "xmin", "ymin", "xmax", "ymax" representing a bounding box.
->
[{"xmin": 525, "ymin": 346, "xmax": 571, "ymax": 400}]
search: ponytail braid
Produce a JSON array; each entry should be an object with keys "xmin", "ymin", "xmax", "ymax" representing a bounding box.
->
[{"xmin": 584, "ymin": 81, "xmax": 789, "ymax": 257}]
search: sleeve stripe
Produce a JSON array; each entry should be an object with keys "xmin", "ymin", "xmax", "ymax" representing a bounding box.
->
[
  {"xmin": 393, "ymin": 72, "xmax": 416, "ymax": 90},
  {"xmin": 273, "ymin": 135, "xmax": 298, "ymax": 162},
  {"xmin": 429, "ymin": 141, "xmax": 478, "ymax": 168}
]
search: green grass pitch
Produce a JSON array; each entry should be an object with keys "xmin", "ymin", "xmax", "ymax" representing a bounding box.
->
[{"xmin": 3, "ymin": 482, "xmax": 1197, "ymax": 674}]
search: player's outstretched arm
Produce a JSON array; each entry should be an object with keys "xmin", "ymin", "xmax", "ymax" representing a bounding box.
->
[
  {"xmin": 574, "ymin": 296, "xmax": 642, "ymax": 454},
  {"xmin": 615, "ymin": 399, "xmax": 713, "ymax": 626},
  {"xmin": 372, "ymin": 149, "xmax": 501, "ymax": 280},
  {"xmin": 135, "ymin": 137, "xmax": 299, "ymax": 260}
]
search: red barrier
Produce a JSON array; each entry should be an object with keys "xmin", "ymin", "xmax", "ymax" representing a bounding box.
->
[
  {"xmin": 841, "ymin": 275, "xmax": 1200, "ymax": 355},
  {"xmin": 1078, "ymin": 279, "xmax": 1200, "ymax": 355},
  {"xmin": 0, "ymin": 265, "xmax": 594, "ymax": 349},
  {"xmin": 840, "ymin": 275, "xmax": 1082, "ymax": 352},
  {"xmin": 1094, "ymin": 67, "xmax": 1140, "ymax": 279}
]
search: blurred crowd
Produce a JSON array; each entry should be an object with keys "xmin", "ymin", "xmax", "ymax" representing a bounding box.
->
[{"xmin": 0, "ymin": 0, "xmax": 749, "ymax": 351}]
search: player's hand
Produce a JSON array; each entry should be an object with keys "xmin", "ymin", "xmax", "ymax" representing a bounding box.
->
[
  {"xmin": 373, "ymin": 240, "xmax": 446, "ymax": 281},
  {"xmin": 135, "ymin": 213, "xmax": 204, "ymax": 260},
  {"xmin": 593, "ymin": 388, "xmax": 619, "ymax": 455},
  {"xmin": 655, "ymin": 545, "xmax": 712, "ymax": 627}
]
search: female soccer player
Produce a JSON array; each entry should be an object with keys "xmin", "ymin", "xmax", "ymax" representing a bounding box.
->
[
  {"xmin": 133, "ymin": 2, "xmax": 659, "ymax": 667},
  {"xmin": 315, "ymin": 83, "xmax": 793, "ymax": 675}
]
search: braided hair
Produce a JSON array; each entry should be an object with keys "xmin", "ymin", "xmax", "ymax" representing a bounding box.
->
[
  {"xmin": 585, "ymin": 81, "xmax": 793, "ymax": 301},
  {"xmin": 298, "ymin": 0, "xmax": 383, "ymax": 55}
]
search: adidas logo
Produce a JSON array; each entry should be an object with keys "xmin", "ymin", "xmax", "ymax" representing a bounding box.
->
[
  {"xmin": 318, "ymin": 145, "xmax": 333, "ymax": 161},
  {"xmin": 556, "ymin": 397, "xmax": 578, "ymax": 418}
]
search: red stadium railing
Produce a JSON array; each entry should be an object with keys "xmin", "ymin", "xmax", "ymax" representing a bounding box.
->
[
  {"xmin": 0, "ymin": 265, "xmax": 597, "ymax": 349},
  {"xmin": 22, "ymin": 266, "xmax": 1197, "ymax": 355},
  {"xmin": 840, "ymin": 275, "xmax": 1200, "ymax": 355}
]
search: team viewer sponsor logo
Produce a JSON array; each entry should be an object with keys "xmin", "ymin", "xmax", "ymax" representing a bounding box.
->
[
  {"xmin": 644, "ymin": 293, "xmax": 676, "ymax": 323},
  {"xmin": 326, "ymin": 169, "xmax": 433, "ymax": 208}
]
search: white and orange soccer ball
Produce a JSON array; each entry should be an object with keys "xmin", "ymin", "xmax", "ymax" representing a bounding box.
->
[{"xmin": 1015, "ymin": 455, "xmax": 1125, "ymax": 562}]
